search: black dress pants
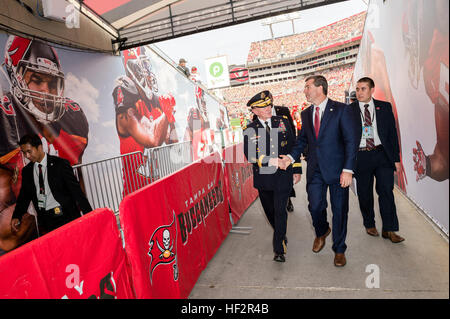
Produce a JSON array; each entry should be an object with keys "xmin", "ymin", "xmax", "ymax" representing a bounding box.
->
[
  {"xmin": 355, "ymin": 147, "xmax": 399, "ymax": 231},
  {"xmin": 37, "ymin": 207, "xmax": 79, "ymax": 236}
]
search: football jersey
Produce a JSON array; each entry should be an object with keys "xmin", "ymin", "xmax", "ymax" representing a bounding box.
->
[
  {"xmin": 117, "ymin": 99, "xmax": 160, "ymax": 196},
  {"xmin": 187, "ymin": 107, "xmax": 210, "ymax": 132},
  {"xmin": 0, "ymin": 93, "xmax": 89, "ymax": 199}
]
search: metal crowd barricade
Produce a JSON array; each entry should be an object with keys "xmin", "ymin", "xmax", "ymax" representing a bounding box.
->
[
  {"xmin": 72, "ymin": 141, "xmax": 193, "ymax": 214},
  {"xmin": 148, "ymin": 140, "xmax": 193, "ymax": 182}
]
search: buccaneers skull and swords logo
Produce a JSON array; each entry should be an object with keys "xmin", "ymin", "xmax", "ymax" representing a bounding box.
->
[{"xmin": 147, "ymin": 211, "xmax": 179, "ymax": 284}]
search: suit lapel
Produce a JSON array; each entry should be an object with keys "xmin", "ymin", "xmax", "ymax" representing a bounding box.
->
[
  {"xmin": 351, "ymin": 102, "xmax": 362, "ymax": 127},
  {"xmin": 317, "ymin": 99, "xmax": 333, "ymax": 139},
  {"xmin": 373, "ymin": 99, "xmax": 384, "ymax": 137},
  {"xmin": 305, "ymin": 105, "xmax": 315, "ymax": 138},
  {"xmin": 373, "ymin": 99, "xmax": 382, "ymax": 119},
  {"xmin": 46, "ymin": 155, "xmax": 54, "ymax": 192},
  {"xmin": 26, "ymin": 163, "xmax": 37, "ymax": 196}
]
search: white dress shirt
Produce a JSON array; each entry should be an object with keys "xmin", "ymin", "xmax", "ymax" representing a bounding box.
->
[
  {"xmin": 33, "ymin": 153, "xmax": 60, "ymax": 210},
  {"xmin": 258, "ymin": 117, "xmax": 272, "ymax": 130},
  {"xmin": 358, "ymin": 99, "xmax": 382, "ymax": 148},
  {"xmin": 288, "ymin": 97, "xmax": 353, "ymax": 174},
  {"xmin": 312, "ymin": 98, "xmax": 328, "ymax": 125}
]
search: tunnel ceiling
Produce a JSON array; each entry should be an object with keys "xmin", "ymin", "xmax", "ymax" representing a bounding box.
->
[{"xmin": 83, "ymin": 0, "xmax": 348, "ymax": 50}]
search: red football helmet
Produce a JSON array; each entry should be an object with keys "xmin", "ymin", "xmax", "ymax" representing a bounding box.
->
[{"xmin": 3, "ymin": 36, "xmax": 65, "ymax": 123}]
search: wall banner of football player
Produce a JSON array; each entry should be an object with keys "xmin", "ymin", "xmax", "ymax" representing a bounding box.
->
[
  {"xmin": 352, "ymin": 0, "xmax": 448, "ymax": 234},
  {"xmin": 118, "ymin": 45, "xmax": 230, "ymax": 168},
  {"xmin": 0, "ymin": 33, "xmax": 104, "ymax": 256},
  {"xmin": 0, "ymin": 32, "xmax": 229, "ymax": 256}
]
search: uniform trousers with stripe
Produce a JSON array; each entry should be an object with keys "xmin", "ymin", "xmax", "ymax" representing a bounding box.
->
[{"xmin": 258, "ymin": 189, "xmax": 289, "ymax": 255}]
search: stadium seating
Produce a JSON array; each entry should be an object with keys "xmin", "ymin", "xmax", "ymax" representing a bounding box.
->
[{"xmin": 223, "ymin": 12, "xmax": 366, "ymax": 120}]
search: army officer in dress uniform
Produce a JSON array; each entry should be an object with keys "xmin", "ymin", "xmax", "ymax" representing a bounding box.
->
[{"xmin": 243, "ymin": 90, "xmax": 302, "ymax": 262}]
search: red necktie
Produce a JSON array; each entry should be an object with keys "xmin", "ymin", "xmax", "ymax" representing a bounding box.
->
[{"xmin": 314, "ymin": 106, "xmax": 320, "ymax": 138}]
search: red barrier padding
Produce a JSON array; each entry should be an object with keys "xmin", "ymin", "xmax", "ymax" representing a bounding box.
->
[
  {"xmin": 119, "ymin": 151, "xmax": 231, "ymax": 298},
  {"xmin": 0, "ymin": 208, "xmax": 135, "ymax": 299},
  {"xmin": 223, "ymin": 143, "xmax": 258, "ymax": 224}
]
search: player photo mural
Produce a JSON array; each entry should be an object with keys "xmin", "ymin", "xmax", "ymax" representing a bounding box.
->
[
  {"xmin": 0, "ymin": 35, "xmax": 89, "ymax": 255},
  {"xmin": 115, "ymin": 44, "xmax": 230, "ymax": 194},
  {"xmin": 114, "ymin": 46, "xmax": 178, "ymax": 196},
  {"xmin": 353, "ymin": 0, "xmax": 448, "ymax": 233},
  {"xmin": 184, "ymin": 85, "xmax": 216, "ymax": 159},
  {"xmin": 403, "ymin": 0, "xmax": 449, "ymax": 183},
  {"xmin": 0, "ymin": 34, "xmax": 230, "ymax": 258}
]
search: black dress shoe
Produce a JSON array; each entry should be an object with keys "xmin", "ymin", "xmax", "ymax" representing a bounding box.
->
[
  {"xmin": 273, "ymin": 254, "xmax": 285, "ymax": 262},
  {"xmin": 287, "ymin": 199, "xmax": 294, "ymax": 212}
]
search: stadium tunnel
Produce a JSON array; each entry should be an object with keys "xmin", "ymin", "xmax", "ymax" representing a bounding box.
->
[{"xmin": 0, "ymin": 0, "xmax": 448, "ymax": 301}]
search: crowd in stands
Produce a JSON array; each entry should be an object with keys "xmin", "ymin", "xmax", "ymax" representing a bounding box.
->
[
  {"xmin": 222, "ymin": 64, "xmax": 354, "ymax": 121},
  {"xmin": 221, "ymin": 11, "xmax": 366, "ymax": 122},
  {"xmin": 247, "ymin": 12, "xmax": 366, "ymax": 64}
]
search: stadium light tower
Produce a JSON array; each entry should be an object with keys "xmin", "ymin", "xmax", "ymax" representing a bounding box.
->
[{"xmin": 261, "ymin": 12, "xmax": 301, "ymax": 39}]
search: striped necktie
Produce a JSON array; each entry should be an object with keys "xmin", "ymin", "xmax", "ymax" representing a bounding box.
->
[{"xmin": 364, "ymin": 104, "xmax": 375, "ymax": 149}]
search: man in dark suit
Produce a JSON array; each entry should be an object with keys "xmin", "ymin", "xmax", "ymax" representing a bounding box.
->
[
  {"xmin": 280, "ymin": 75, "xmax": 359, "ymax": 267},
  {"xmin": 253, "ymin": 104, "xmax": 298, "ymax": 212},
  {"xmin": 11, "ymin": 134, "xmax": 92, "ymax": 236},
  {"xmin": 243, "ymin": 91, "xmax": 302, "ymax": 262},
  {"xmin": 350, "ymin": 77, "xmax": 405, "ymax": 243}
]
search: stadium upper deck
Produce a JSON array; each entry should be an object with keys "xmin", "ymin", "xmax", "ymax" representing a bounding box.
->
[
  {"xmin": 219, "ymin": 11, "xmax": 367, "ymax": 119},
  {"xmin": 247, "ymin": 11, "xmax": 366, "ymax": 65}
]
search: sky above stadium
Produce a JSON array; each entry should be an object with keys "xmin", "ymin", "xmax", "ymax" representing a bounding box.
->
[{"xmin": 156, "ymin": 0, "xmax": 368, "ymax": 83}]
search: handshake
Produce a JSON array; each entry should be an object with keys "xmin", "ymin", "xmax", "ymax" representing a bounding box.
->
[
  {"xmin": 268, "ymin": 155, "xmax": 302, "ymax": 184},
  {"xmin": 268, "ymin": 155, "xmax": 292, "ymax": 170}
]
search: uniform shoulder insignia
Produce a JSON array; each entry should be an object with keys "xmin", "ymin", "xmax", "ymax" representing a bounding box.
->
[{"xmin": 283, "ymin": 115, "xmax": 288, "ymax": 119}]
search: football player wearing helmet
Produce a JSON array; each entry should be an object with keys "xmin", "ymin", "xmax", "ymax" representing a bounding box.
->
[
  {"xmin": 184, "ymin": 85, "xmax": 214, "ymax": 159},
  {"xmin": 0, "ymin": 36, "xmax": 89, "ymax": 255},
  {"xmin": 113, "ymin": 75, "xmax": 176, "ymax": 196},
  {"xmin": 412, "ymin": 0, "xmax": 449, "ymax": 182},
  {"xmin": 122, "ymin": 47, "xmax": 178, "ymax": 145}
]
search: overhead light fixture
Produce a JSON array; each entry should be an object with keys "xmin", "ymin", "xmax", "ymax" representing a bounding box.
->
[{"xmin": 66, "ymin": 0, "xmax": 119, "ymax": 38}]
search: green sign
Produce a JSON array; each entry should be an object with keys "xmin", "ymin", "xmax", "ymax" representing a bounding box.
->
[
  {"xmin": 209, "ymin": 62, "xmax": 224, "ymax": 78},
  {"xmin": 335, "ymin": 52, "xmax": 350, "ymax": 58}
]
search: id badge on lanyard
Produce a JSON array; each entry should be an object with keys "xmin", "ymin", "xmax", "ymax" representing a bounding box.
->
[
  {"xmin": 362, "ymin": 125, "xmax": 374, "ymax": 139},
  {"xmin": 37, "ymin": 193, "xmax": 47, "ymax": 209}
]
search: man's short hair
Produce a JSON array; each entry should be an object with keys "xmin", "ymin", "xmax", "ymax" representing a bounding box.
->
[
  {"xmin": 19, "ymin": 134, "xmax": 42, "ymax": 147},
  {"xmin": 305, "ymin": 75, "xmax": 328, "ymax": 95},
  {"xmin": 357, "ymin": 77, "xmax": 375, "ymax": 89}
]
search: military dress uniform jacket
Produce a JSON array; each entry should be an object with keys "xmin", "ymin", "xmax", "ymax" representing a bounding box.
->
[
  {"xmin": 243, "ymin": 116, "xmax": 301, "ymax": 193},
  {"xmin": 252, "ymin": 105, "xmax": 296, "ymax": 135}
]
